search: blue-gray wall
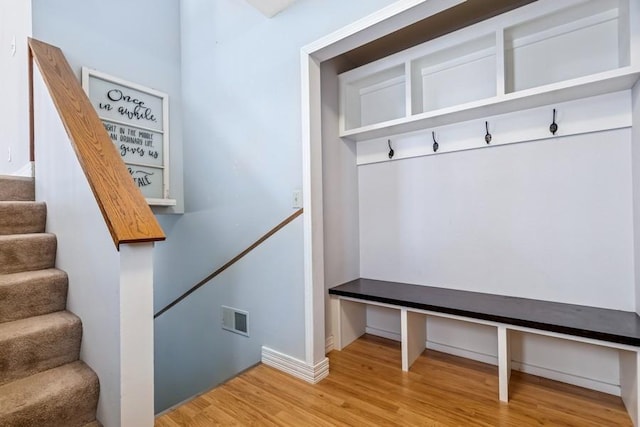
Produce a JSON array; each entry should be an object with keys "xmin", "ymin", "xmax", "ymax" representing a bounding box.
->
[
  {"xmin": 32, "ymin": 0, "xmax": 397, "ymax": 413},
  {"xmin": 32, "ymin": 0, "xmax": 184, "ymax": 214},
  {"xmin": 152, "ymin": 0, "xmax": 394, "ymax": 412}
]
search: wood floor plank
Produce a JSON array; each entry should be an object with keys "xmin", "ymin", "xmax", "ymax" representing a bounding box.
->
[
  {"xmin": 155, "ymin": 416, "xmax": 182, "ymax": 427},
  {"xmin": 226, "ymin": 376, "xmax": 345, "ymax": 427},
  {"xmin": 246, "ymin": 366, "xmax": 393, "ymax": 426},
  {"xmin": 156, "ymin": 334, "xmax": 632, "ymax": 426},
  {"xmin": 206, "ymin": 388, "xmax": 282, "ymax": 426}
]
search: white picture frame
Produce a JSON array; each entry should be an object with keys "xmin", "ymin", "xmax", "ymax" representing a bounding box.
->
[{"xmin": 81, "ymin": 67, "xmax": 175, "ymax": 206}]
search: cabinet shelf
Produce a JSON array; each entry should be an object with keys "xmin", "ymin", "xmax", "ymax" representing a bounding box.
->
[
  {"xmin": 341, "ymin": 67, "xmax": 640, "ymax": 142},
  {"xmin": 338, "ymin": 0, "xmax": 637, "ymax": 142}
]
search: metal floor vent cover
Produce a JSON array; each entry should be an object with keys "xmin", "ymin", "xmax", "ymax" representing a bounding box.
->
[{"xmin": 222, "ymin": 306, "xmax": 249, "ymax": 337}]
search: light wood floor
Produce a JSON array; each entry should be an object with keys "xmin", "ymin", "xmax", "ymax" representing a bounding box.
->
[{"xmin": 155, "ymin": 334, "xmax": 632, "ymax": 426}]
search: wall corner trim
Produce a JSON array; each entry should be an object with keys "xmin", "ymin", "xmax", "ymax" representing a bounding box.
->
[{"xmin": 261, "ymin": 346, "xmax": 329, "ymax": 384}]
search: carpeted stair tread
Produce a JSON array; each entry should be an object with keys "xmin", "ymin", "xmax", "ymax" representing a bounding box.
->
[
  {"xmin": 0, "ymin": 190, "xmax": 101, "ymax": 425},
  {"xmin": 0, "ymin": 176, "xmax": 34, "ymax": 202},
  {"xmin": 0, "ymin": 360, "xmax": 99, "ymax": 427},
  {"xmin": 0, "ymin": 311, "xmax": 81, "ymax": 386},
  {"xmin": 0, "ymin": 201, "xmax": 46, "ymax": 235},
  {"xmin": 0, "ymin": 269, "xmax": 68, "ymax": 324},
  {"xmin": 0, "ymin": 233, "xmax": 56, "ymax": 274}
]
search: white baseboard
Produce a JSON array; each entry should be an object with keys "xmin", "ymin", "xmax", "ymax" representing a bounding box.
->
[
  {"xmin": 366, "ymin": 326, "xmax": 401, "ymax": 342},
  {"xmin": 426, "ymin": 341, "xmax": 498, "ymax": 366},
  {"xmin": 262, "ymin": 346, "xmax": 329, "ymax": 384},
  {"xmin": 364, "ymin": 329, "xmax": 620, "ymax": 396},
  {"xmin": 511, "ymin": 360, "xmax": 620, "ymax": 396}
]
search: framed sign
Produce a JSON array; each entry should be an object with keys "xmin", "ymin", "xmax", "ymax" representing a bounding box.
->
[{"xmin": 82, "ymin": 67, "xmax": 175, "ymax": 206}]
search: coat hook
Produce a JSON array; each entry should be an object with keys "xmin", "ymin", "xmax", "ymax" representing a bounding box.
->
[
  {"xmin": 550, "ymin": 109, "xmax": 558, "ymax": 135},
  {"xmin": 485, "ymin": 121, "xmax": 492, "ymax": 144},
  {"xmin": 387, "ymin": 139, "xmax": 394, "ymax": 159},
  {"xmin": 432, "ymin": 131, "xmax": 439, "ymax": 153}
]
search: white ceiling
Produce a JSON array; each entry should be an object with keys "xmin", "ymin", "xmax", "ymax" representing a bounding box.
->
[{"xmin": 244, "ymin": 0, "xmax": 298, "ymax": 17}]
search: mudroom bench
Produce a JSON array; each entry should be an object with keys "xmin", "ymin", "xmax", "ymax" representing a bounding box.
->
[{"xmin": 328, "ymin": 278, "xmax": 640, "ymax": 425}]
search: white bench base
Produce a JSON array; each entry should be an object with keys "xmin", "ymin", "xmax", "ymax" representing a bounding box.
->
[{"xmin": 330, "ymin": 295, "xmax": 640, "ymax": 426}]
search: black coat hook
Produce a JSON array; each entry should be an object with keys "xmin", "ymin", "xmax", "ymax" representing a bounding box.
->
[
  {"xmin": 388, "ymin": 139, "xmax": 394, "ymax": 159},
  {"xmin": 550, "ymin": 109, "xmax": 558, "ymax": 135},
  {"xmin": 432, "ymin": 131, "xmax": 439, "ymax": 153},
  {"xmin": 485, "ymin": 121, "xmax": 492, "ymax": 144}
]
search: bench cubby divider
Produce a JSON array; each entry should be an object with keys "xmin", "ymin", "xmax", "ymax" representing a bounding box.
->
[{"xmin": 402, "ymin": 309, "xmax": 426, "ymax": 372}]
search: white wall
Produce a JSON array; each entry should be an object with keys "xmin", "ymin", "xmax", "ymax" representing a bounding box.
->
[
  {"xmin": 633, "ymin": 81, "xmax": 640, "ymax": 316},
  {"xmin": 32, "ymin": 0, "xmax": 184, "ymax": 214},
  {"xmin": 0, "ymin": 0, "xmax": 31, "ymax": 175},
  {"xmin": 151, "ymin": 0, "xmax": 396, "ymax": 412},
  {"xmin": 33, "ymin": 69, "xmax": 123, "ymax": 427},
  {"xmin": 321, "ymin": 59, "xmax": 362, "ymax": 340},
  {"xmin": 357, "ymin": 114, "xmax": 634, "ymax": 393},
  {"xmin": 359, "ymin": 128, "xmax": 635, "ymax": 310}
]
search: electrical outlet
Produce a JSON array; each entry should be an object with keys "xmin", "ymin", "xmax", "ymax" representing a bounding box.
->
[
  {"xmin": 7, "ymin": 147, "xmax": 11, "ymax": 163},
  {"xmin": 10, "ymin": 36, "xmax": 16, "ymax": 57},
  {"xmin": 292, "ymin": 189, "xmax": 302, "ymax": 209}
]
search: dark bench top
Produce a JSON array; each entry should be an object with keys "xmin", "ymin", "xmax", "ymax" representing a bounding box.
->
[{"xmin": 329, "ymin": 278, "xmax": 640, "ymax": 347}]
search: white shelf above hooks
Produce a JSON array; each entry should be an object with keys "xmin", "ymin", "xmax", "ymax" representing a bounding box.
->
[{"xmin": 339, "ymin": 0, "xmax": 639, "ymax": 145}]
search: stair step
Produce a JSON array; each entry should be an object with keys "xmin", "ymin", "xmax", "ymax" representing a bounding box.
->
[
  {"xmin": 0, "ymin": 361, "xmax": 99, "ymax": 427},
  {"xmin": 0, "ymin": 201, "xmax": 46, "ymax": 235},
  {"xmin": 0, "ymin": 233, "xmax": 56, "ymax": 274},
  {"xmin": 0, "ymin": 176, "xmax": 34, "ymax": 202},
  {"xmin": 0, "ymin": 311, "xmax": 81, "ymax": 386},
  {"xmin": 0, "ymin": 269, "xmax": 68, "ymax": 323}
]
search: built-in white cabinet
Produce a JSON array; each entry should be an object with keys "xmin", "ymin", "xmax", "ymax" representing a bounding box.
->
[
  {"xmin": 339, "ymin": 0, "xmax": 639, "ymax": 142},
  {"xmin": 321, "ymin": 1, "xmax": 640, "ymax": 423}
]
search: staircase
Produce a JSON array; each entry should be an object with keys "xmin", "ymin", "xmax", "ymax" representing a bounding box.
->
[{"xmin": 0, "ymin": 176, "xmax": 100, "ymax": 427}]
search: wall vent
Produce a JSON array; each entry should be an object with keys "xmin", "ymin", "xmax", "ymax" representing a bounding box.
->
[{"xmin": 222, "ymin": 306, "xmax": 249, "ymax": 337}]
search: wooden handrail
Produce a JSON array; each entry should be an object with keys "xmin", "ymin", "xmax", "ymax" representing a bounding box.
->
[
  {"xmin": 154, "ymin": 208, "xmax": 304, "ymax": 318},
  {"xmin": 28, "ymin": 38, "xmax": 165, "ymax": 249}
]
